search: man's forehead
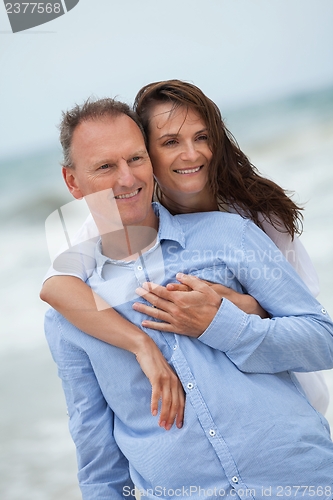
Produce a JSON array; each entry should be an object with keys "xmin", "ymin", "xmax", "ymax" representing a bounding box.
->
[
  {"xmin": 77, "ymin": 113, "xmax": 139, "ymax": 135},
  {"xmin": 73, "ymin": 114, "xmax": 143, "ymax": 146},
  {"xmin": 71, "ymin": 114, "xmax": 146, "ymax": 166}
]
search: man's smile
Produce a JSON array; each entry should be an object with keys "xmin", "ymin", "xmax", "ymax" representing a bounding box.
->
[{"xmin": 114, "ymin": 188, "xmax": 141, "ymax": 199}]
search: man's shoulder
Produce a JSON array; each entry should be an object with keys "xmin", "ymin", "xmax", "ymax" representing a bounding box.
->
[{"xmin": 175, "ymin": 210, "xmax": 248, "ymax": 232}]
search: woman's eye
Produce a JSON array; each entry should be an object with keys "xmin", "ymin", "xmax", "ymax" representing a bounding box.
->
[
  {"xmin": 197, "ymin": 134, "xmax": 208, "ymax": 141},
  {"xmin": 164, "ymin": 139, "xmax": 177, "ymax": 146}
]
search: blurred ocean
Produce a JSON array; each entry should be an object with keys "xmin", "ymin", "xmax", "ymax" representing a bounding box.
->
[{"xmin": 0, "ymin": 87, "xmax": 333, "ymax": 499}]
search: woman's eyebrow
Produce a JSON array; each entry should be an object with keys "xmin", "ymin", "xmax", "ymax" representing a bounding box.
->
[{"xmin": 157, "ymin": 128, "xmax": 208, "ymax": 141}]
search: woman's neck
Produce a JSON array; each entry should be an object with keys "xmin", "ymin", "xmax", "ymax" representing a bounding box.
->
[{"xmin": 159, "ymin": 186, "xmax": 219, "ymax": 215}]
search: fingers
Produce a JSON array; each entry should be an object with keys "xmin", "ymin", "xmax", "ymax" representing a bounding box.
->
[
  {"xmin": 135, "ymin": 341, "xmax": 185, "ymax": 431},
  {"xmin": 166, "ymin": 283, "xmax": 191, "ymax": 292},
  {"xmin": 151, "ymin": 374, "xmax": 185, "ymax": 431},
  {"xmin": 150, "ymin": 384, "xmax": 160, "ymax": 418},
  {"xmin": 158, "ymin": 376, "xmax": 185, "ymax": 431},
  {"xmin": 158, "ymin": 385, "xmax": 173, "ymax": 430},
  {"xmin": 175, "ymin": 273, "xmax": 211, "ymax": 293},
  {"xmin": 135, "ymin": 287, "xmax": 161, "ymax": 308},
  {"xmin": 175, "ymin": 385, "xmax": 185, "ymax": 429},
  {"xmin": 141, "ymin": 320, "xmax": 176, "ymax": 332},
  {"xmin": 133, "ymin": 301, "xmax": 174, "ymax": 326},
  {"xmin": 135, "ymin": 286, "xmax": 173, "ymax": 312},
  {"xmin": 141, "ymin": 282, "xmax": 172, "ymax": 300}
]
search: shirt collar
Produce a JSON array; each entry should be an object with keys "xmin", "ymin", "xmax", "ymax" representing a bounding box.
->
[
  {"xmin": 94, "ymin": 202, "xmax": 185, "ymax": 278},
  {"xmin": 153, "ymin": 202, "xmax": 185, "ymax": 249}
]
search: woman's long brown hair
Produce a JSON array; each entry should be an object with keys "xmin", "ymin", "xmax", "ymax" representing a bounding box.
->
[{"xmin": 134, "ymin": 79, "xmax": 303, "ymax": 238}]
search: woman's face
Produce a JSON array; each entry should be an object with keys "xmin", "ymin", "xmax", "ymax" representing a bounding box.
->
[{"xmin": 147, "ymin": 103, "xmax": 213, "ymax": 202}]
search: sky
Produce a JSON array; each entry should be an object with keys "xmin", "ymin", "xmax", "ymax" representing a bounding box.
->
[{"xmin": 0, "ymin": 0, "xmax": 332, "ymax": 159}]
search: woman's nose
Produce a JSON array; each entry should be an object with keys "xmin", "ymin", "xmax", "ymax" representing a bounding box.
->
[{"xmin": 180, "ymin": 142, "xmax": 200, "ymax": 162}]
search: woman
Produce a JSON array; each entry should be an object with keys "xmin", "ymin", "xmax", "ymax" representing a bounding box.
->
[{"xmin": 41, "ymin": 80, "xmax": 328, "ymax": 429}]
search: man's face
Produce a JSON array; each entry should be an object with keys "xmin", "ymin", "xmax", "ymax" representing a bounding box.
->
[{"xmin": 63, "ymin": 114, "xmax": 156, "ymax": 229}]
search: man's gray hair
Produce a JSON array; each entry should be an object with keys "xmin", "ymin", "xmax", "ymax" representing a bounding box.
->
[{"xmin": 59, "ymin": 97, "xmax": 146, "ymax": 168}]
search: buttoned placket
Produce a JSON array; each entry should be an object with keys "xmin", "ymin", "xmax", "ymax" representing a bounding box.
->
[
  {"xmin": 170, "ymin": 339, "xmax": 253, "ymax": 499},
  {"xmin": 134, "ymin": 254, "xmax": 150, "ymax": 286}
]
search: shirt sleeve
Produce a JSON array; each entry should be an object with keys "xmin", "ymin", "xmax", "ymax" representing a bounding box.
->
[
  {"xmin": 198, "ymin": 220, "xmax": 333, "ymax": 374},
  {"xmin": 45, "ymin": 310, "xmax": 136, "ymax": 500},
  {"xmin": 43, "ymin": 214, "xmax": 99, "ymax": 283}
]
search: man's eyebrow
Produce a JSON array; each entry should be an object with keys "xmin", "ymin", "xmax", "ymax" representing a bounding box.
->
[
  {"xmin": 157, "ymin": 128, "xmax": 208, "ymax": 141},
  {"xmin": 90, "ymin": 150, "xmax": 148, "ymax": 169},
  {"xmin": 130, "ymin": 149, "xmax": 149, "ymax": 156}
]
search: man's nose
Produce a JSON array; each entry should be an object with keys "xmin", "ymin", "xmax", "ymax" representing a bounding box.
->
[
  {"xmin": 117, "ymin": 161, "xmax": 136, "ymax": 187},
  {"xmin": 180, "ymin": 142, "xmax": 200, "ymax": 162}
]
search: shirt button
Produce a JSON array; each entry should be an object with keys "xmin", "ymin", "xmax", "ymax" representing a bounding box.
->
[
  {"xmin": 231, "ymin": 476, "xmax": 239, "ymax": 483},
  {"xmin": 137, "ymin": 265, "xmax": 143, "ymax": 271},
  {"xmin": 187, "ymin": 382, "xmax": 194, "ymax": 390},
  {"xmin": 321, "ymin": 308, "xmax": 327, "ymax": 314},
  {"xmin": 209, "ymin": 429, "xmax": 216, "ymax": 437},
  {"xmin": 173, "ymin": 345, "xmax": 177, "ymax": 350}
]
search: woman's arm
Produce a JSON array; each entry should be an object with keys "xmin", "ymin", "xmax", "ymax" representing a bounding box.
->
[
  {"xmin": 166, "ymin": 280, "xmax": 268, "ymax": 318},
  {"xmin": 40, "ymin": 276, "xmax": 184, "ymax": 431}
]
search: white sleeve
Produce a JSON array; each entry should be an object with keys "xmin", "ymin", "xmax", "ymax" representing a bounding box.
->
[
  {"xmin": 259, "ymin": 218, "xmax": 320, "ymax": 297},
  {"xmin": 259, "ymin": 217, "xmax": 328, "ymax": 414},
  {"xmin": 43, "ymin": 214, "xmax": 99, "ymax": 283}
]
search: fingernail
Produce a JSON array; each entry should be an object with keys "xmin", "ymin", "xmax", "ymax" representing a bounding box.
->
[
  {"xmin": 165, "ymin": 423, "xmax": 172, "ymax": 431},
  {"xmin": 152, "ymin": 409, "xmax": 158, "ymax": 416},
  {"xmin": 160, "ymin": 420, "xmax": 166, "ymax": 428},
  {"xmin": 177, "ymin": 421, "xmax": 183, "ymax": 429},
  {"xmin": 176, "ymin": 273, "xmax": 184, "ymax": 279}
]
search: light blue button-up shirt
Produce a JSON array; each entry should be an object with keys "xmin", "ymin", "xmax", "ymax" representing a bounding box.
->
[{"xmin": 45, "ymin": 204, "xmax": 333, "ymax": 500}]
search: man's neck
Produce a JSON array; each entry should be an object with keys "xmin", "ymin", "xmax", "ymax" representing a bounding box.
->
[{"xmin": 100, "ymin": 224, "xmax": 159, "ymax": 261}]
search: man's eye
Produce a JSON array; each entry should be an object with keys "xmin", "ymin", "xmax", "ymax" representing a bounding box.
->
[
  {"xmin": 130, "ymin": 156, "xmax": 142, "ymax": 163},
  {"xmin": 98, "ymin": 164, "xmax": 110, "ymax": 170}
]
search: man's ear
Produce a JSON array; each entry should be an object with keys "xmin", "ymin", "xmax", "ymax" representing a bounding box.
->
[{"xmin": 62, "ymin": 166, "xmax": 83, "ymax": 199}]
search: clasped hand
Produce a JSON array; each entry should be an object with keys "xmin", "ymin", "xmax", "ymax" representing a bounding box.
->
[{"xmin": 133, "ymin": 273, "xmax": 222, "ymax": 337}]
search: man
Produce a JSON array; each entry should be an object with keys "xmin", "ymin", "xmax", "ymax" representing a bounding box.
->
[{"xmin": 45, "ymin": 98, "xmax": 333, "ymax": 499}]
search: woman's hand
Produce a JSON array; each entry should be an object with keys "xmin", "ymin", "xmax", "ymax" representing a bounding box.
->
[
  {"xmin": 197, "ymin": 281, "xmax": 269, "ymax": 318},
  {"xmin": 133, "ymin": 273, "xmax": 222, "ymax": 337},
  {"xmin": 134, "ymin": 336, "xmax": 185, "ymax": 431}
]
